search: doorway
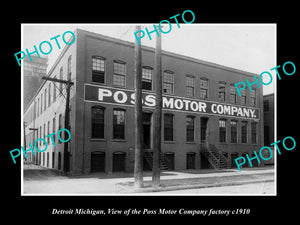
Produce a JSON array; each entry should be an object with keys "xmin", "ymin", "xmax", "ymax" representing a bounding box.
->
[{"xmin": 143, "ymin": 112, "xmax": 152, "ymax": 149}]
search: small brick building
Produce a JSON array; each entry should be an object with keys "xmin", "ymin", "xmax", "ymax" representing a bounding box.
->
[{"xmin": 24, "ymin": 28, "xmax": 264, "ymax": 175}]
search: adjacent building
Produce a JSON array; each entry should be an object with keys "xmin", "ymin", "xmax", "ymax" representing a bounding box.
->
[{"xmin": 23, "ymin": 28, "xmax": 264, "ymax": 175}]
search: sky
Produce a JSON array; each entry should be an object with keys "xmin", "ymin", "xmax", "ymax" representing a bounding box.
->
[{"xmin": 22, "ymin": 23, "xmax": 276, "ymax": 95}]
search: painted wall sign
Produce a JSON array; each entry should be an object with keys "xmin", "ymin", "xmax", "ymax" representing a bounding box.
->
[{"xmin": 84, "ymin": 84, "xmax": 260, "ymax": 120}]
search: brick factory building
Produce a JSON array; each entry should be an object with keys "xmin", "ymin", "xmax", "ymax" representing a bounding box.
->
[{"xmin": 23, "ymin": 28, "xmax": 264, "ymax": 175}]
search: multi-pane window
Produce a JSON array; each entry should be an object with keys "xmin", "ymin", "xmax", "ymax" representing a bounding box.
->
[
  {"xmin": 67, "ymin": 55, "xmax": 72, "ymax": 81},
  {"xmin": 91, "ymin": 106, "xmax": 105, "ymax": 139},
  {"xmin": 113, "ymin": 109, "xmax": 125, "ymax": 139},
  {"xmin": 48, "ymin": 83, "xmax": 51, "ymax": 106},
  {"xmin": 163, "ymin": 71, "xmax": 174, "ymax": 94},
  {"xmin": 92, "ymin": 56, "xmax": 105, "ymax": 83},
  {"xmin": 186, "ymin": 75, "xmax": 195, "ymax": 97},
  {"xmin": 251, "ymin": 122, "xmax": 257, "ymax": 144},
  {"xmin": 186, "ymin": 116, "xmax": 195, "ymax": 142},
  {"xmin": 218, "ymin": 81, "xmax": 226, "ymax": 101},
  {"xmin": 60, "ymin": 67, "xmax": 63, "ymax": 92},
  {"xmin": 164, "ymin": 113, "xmax": 174, "ymax": 141},
  {"xmin": 200, "ymin": 78, "xmax": 208, "ymax": 99},
  {"xmin": 142, "ymin": 67, "xmax": 153, "ymax": 90},
  {"xmin": 219, "ymin": 119, "xmax": 226, "ymax": 142},
  {"xmin": 264, "ymin": 100, "xmax": 269, "ymax": 112},
  {"xmin": 113, "ymin": 61, "xmax": 126, "ymax": 87},
  {"xmin": 58, "ymin": 114, "xmax": 62, "ymax": 143},
  {"xmin": 230, "ymin": 84, "xmax": 237, "ymax": 104},
  {"xmin": 53, "ymin": 76, "xmax": 57, "ymax": 102},
  {"xmin": 240, "ymin": 88, "xmax": 246, "ymax": 105},
  {"xmin": 241, "ymin": 121, "xmax": 248, "ymax": 143},
  {"xmin": 250, "ymin": 90, "xmax": 256, "ymax": 107},
  {"xmin": 230, "ymin": 120, "xmax": 238, "ymax": 143},
  {"xmin": 52, "ymin": 117, "xmax": 56, "ymax": 143}
]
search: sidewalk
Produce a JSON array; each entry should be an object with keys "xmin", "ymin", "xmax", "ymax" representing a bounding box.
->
[
  {"xmin": 115, "ymin": 166, "xmax": 274, "ymax": 193},
  {"xmin": 23, "ymin": 164, "xmax": 274, "ymax": 194}
]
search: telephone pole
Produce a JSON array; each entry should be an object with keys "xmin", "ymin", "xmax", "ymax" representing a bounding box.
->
[
  {"xmin": 42, "ymin": 76, "xmax": 73, "ymax": 175},
  {"xmin": 152, "ymin": 25, "xmax": 162, "ymax": 188},
  {"xmin": 134, "ymin": 25, "xmax": 143, "ymax": 189}
]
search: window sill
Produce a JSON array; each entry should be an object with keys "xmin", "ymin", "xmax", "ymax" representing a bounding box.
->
[
  {"xmin": 112, "ymin": 139, "xmax": 126, "ymax": 142},
  {"xmin": 90, "ymin": 138, "xmax": 106, "ymax": 142},
  {"xmin": 163, "ymin": 141, "xmax": 176, "ymax": 144}
]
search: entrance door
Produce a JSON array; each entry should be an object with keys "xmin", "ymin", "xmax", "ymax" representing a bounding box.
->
[
  {"xmin": 231, "ymin": 152, "xmax": 239, "ymax": 168},
  {"xmin": 91, "ymin": 152, "xmax": 105, "ymax": 172},
  {"xmin": 113, "ymin": 152, "xmax": 126, "ymax": 172},
  {"xmin": 201, "ymin": 117, "xmax": 209, "ymax": 143},
  {"xmin": 164, "ymin": 152, "xmax": 175, "ymax": 170},
  {"xmin": 143, "ymin": 112, "xmax": 152, "ymax": 149},
  {"xmin": 186, "ymin": 152, "xmax": 196, "ymax": 169}
]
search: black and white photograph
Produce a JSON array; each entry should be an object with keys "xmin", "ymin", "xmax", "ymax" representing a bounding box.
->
[
  {"xmin": 4, "ymin": 6, "xmax": 298, "ymax": 220},
  {"xmin": 21, "ymin": 23, "xmax": 276, "ymax": 195}
]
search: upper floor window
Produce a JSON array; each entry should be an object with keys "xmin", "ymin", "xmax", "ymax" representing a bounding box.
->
[
  {"xmin": 200, "ymin": 77, "xmax": 208, "ymax": 100},
  {"xmin": 186, "ymin": 75, "xmax": 195, "ymax": 97},
  {"xmin": 240, "ymin": 88, "xmax": 246, "ymax": 105},
  {"xmin": 218, "ymin": 81, "xmax": 226, "ymax": 101},
  {"xmin": 113, "ymin": 60, "xmax": 126, "ymax": 87},
  {"xmin": 230, "ymin": 84, "xmax": 237, "ymax": 104},
  {"xmin": 250, "ymin": 89, "xmax": 257, "ymax": 107},
  {"xmin": 164, "ymin": 113, "xmax": 174, "ymax": 141},
  {"xmin": 142, "ymin": 66, "xmax": 153, "ymax": 90},
  {"xmin": 92, "ymin": 56, "xmax": 105, "ymax": 83},
  {"xmin": 163, "ymin": 71, "xmax": 174, "ymax": 94},
  {"xmin": 113, "ymin": 109, "xmax": 126, "ymax": 139},
  {"xmin": 67, "ymin": 55, "xmax": 72, "ymax": 81}
]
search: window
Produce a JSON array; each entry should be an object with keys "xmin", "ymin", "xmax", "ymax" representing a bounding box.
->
[
  {"xmin": 200, "ymin": 77, "xmax": 208, "ymax": 99},
  {"xmin": 250, "ymin": 89, "xmax": 256, "ymax": 107},
  {"xmin": 91, "ymin": 106, "xmax": 105, "ymax": 139},
  {"xmin": 142, "ymin": 67, "xmax": 153, "ymax": 90},
  {"xmin": 164, "ymin": 113, "xmax": 174, "ymax": 141},
  {"xmin": 113, "ymin": 109, "xmax": 125, "ymax": 139},
  {"xmin": 67, "ymin": 55, "xmax": 72, "ymax": 81},
  {"xmin": 60, "ymin": 67, "xmax": 63, "ymax": 92},
  {"xmin": 37, "ymin": 98, "xmax": 40, "ymax": 116},
  {"xmin": 240, "ymin": 88, "xmax": 246, "ymax": 105},
  {"xmin": 219, "ymin": 119, "xmax": 226, "ymax": 142},
  {"xmin": 230, "ymin": 120, "xmax": 238, "ymax": 143},
  {"xmin": 92, "ymin": 56, "xmax": 105, "ymax": 83},
  {"xmin": 251, "ymin": 122, "xmax": 257, "ymax": 144},
  {"xmin": 186, "ymin": 116, "xmax": 195, "ymax": 142},
  {"xmin": 53, "ymin": 76, "xmax": 57, "ymax": 102},
  {"xmin": 52, "ymin": 117, "xmax": 56, "ymax": 143},
  {"xmin": 163, "ymin": 71, "xmax": 174, "ymax": 94},
  {"xmin": 47, "ymin": 121, "xmax": 50, "ymax": 144},
  {"xmin": 48, "ymin": 83, "xmax": 51, "ymax": 106},
  {"xmin": 218, "ymin": 81, "xmax": 226, "ymax": 101},
  {"xmin": 230, "ymin": 84, "xmax": 237, "ymax": 104},
  {"xmin": 241, "ymin": 121, "xmax": 248, "ymax": 143},
  {"xmin": 186, "ymin": 75, "xmax": 195, "ymax": 97},
  {"xmin": 264, "ymin": 100, "xmax": 269, "ymax": 112},
  {"xmin": 44, "ymin": 89, "xmax": 47, "ymax": 110},
  {"xmin": 113, "ymin": 61, "xmax": 126, "ymax": 87},
  {"xmin": 41, "ymin": 93, "xmax": 43, "ymax": 113},
  {"xmin": 58, "ymin": 114, "xmax": 62, "ymax": 143},
  {"xmin": 200, "ymin": 117, "xmax": 208, "ymax": 142}
]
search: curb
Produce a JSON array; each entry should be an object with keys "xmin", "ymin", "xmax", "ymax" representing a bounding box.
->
[{"xmin": 130, "ymin": 178, "xmax": 274, "ymax": 193}]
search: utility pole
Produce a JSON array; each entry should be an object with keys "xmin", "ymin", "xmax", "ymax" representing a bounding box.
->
[
  {"xmin": 152, "ymin": 25, "xmax": 162, "ymax": 188},
  {"xmin": 134, "ymin": 25, "xmax": 143, "ymax": 189},
  {"xmin": 42, "ymin": 76, "xmax": 74, "ymax": 175}
]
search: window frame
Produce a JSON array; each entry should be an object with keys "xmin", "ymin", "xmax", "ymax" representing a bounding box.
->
[
  {"xmin": 164, "ymin": 113, "xmax": 174, "ymax": 141},
  {"xmin": 91, "ymin": 106, "xmax": 105, "ymax": 139},
  {"xmin": 92, "ymin": 56, "xmax": 106, "ymax": 84},
  {"xmin": 113, "ymin": 60, "xmax": 126, "ymax": 87},
  {"xmin": 163, "ymin": 70, "xmax": 174, "ymax": 94},
  {"xmin": 113, "ymin": 108, "xmax": 126, "ymax": 140}
]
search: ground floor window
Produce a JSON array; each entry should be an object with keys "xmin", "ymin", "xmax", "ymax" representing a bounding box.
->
[{"xmin": 91, "ymin": 151, "xmax": 105, "ymax": 172}]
